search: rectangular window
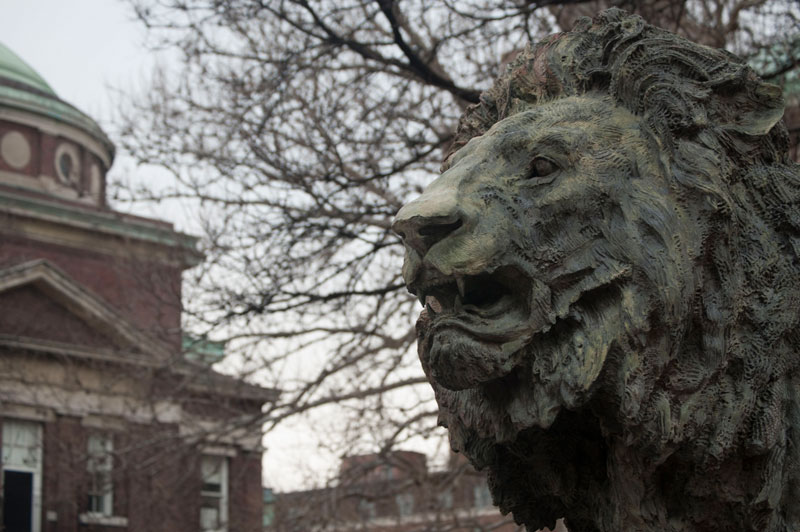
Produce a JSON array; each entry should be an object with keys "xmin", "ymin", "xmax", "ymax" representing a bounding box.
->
[
  {"xmin": 87, "ymin": 434, "xmax": 113, "ymax": 516},
  {"xmin": 200, "ymin": 455, "xmax": 228, "ymax": 531}
]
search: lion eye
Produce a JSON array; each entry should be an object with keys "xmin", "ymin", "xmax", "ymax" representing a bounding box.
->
[{"xmin": 526, "ymin": 157, "xmax": 559, "ymax": 179}]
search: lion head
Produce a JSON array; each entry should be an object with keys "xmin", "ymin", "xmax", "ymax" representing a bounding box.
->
[{"xmin": 394, "ymin": 9, "xmax": 800, "ymax": 532}]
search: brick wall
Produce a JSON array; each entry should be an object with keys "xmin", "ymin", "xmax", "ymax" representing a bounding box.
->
[
  {"xmin": 32, "ymin": 415, "xmax": 264, "ymax": 532},
  {"xmin": 42, "ymin": 415, "xmax": 83, "ymax": 532},
  {"xmin": 229, "ymin": 451, "xmax": 264, "ymax": 532}
]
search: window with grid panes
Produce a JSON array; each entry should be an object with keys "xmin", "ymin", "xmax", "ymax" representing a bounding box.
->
[
  {"xmin": 200, "ymin": 455, "xmax": 228, "ymax": 531},
  {"xmin": 87, "ymin": 434, "xmax": 113, "ymax": 516}
]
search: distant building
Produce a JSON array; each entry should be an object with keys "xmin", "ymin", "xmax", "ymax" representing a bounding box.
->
[
  {"xmin": 265, "ymin": 451, "xmax": 524, "ymax": 532},
  {"xmin": 0, "ymin": 42, "xmax": 276, "ymax": 531}
]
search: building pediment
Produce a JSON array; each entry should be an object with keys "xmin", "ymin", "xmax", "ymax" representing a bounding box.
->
[{"xmin": 0, "ymin": 259, "xmax": 170, "ymax": 363}]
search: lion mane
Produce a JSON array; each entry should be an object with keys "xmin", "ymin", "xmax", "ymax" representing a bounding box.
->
[{"xmin": 411, "ymin": 9, "xmax": 800, "ymax": 532}]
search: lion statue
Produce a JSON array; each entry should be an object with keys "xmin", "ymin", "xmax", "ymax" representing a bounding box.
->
[{"xmin": 393, "ymin": 8, "xmax": 800, "ymax": 532}]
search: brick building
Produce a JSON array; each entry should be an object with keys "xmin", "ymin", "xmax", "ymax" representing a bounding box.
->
[
  {"xmin": 0, "ymin": 42, "xmax": 276, "ymax": 531},
  {"xmin": 264, "ymin": 451, "xmax": 529, "ymax": 532}
]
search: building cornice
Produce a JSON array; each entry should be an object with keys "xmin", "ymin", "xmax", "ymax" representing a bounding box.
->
[
  {"xmin": 0, "ymin": 337, "xmax": 278, "ymax": 407},
  {"xmin": 0, "ymin": 335, "xmax": 156, "ymax": 367},
  {"xmin": 0, "ymin": 186, "xmax": 202, "ymax": 267},
  {"xmin": 174, "ymin": 359, "xmax": 280, "ymax": 403},
  {"xmin": 0, "ymin": 82, "xmax": 114, "ymax": 161}
]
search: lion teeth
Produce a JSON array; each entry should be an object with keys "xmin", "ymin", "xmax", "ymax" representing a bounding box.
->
[
  {"xmin": 456, "ymin": 276, "xmax": 466, "ymax": 299},
  {"xmin": 426, "ymin": 295, "xmax": 443, "ymax": 313}
]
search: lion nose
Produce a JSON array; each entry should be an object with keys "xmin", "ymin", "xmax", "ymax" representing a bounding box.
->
[{"xmin": 392, "ymin": 206, "xmax": 464, "ymax": 256}]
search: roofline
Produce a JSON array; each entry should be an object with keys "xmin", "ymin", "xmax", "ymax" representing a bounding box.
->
[
  {"xmin": 0, "ymin": 42, "xmax": 56, "ymax": 96},
  {"xmin": 0, "ymin": 186, "xmax": 201, "ymax": 264},
  {"xmin": 0, "ymin": 82, "xmax": 115, "ymax": 162},
  {"xmin": 174, "ymin": 359, "xmax": 280, "ymax": 404}
]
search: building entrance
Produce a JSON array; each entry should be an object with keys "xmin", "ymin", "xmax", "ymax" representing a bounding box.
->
[
  {"xmin": 1, "ymin": 420, "xmax": 42, "ymax": 532},
  {"xmin": 3, "ymin": 469, "xmax": 34, "ymax": 532}
]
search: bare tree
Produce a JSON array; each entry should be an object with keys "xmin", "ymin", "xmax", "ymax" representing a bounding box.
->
[{"xmin": 115, "ymin": 0, "xmax": 800, "ymax": 496}]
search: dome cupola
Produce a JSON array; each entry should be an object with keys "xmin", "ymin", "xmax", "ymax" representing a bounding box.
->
[{"xmin": 0, "ymin": 42, "xmax": 114, "ymax": 206}]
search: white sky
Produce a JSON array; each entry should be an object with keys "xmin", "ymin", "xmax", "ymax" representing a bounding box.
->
[{"xmin": 0, "ymin": 0, "xmax": 340, "ymax": 491}]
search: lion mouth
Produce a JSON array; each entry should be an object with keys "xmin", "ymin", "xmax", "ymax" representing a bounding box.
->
[
  {"xmin": 415, "ymin": 266, "xmax": 531, "ymax": 335},
  {"xmin": 412, "ymin": 265, "xmax": 546, "ymax": 390}
]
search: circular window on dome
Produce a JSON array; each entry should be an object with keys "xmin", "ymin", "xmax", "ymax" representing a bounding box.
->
[{"xmin": 54, "ymin": 143, "xmax": 81, "ymax": 185}]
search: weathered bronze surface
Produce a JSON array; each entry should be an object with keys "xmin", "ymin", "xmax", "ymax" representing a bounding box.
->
[{"xmin": 393, "ymin": 9, "xmax": 800, "ymax": 532}]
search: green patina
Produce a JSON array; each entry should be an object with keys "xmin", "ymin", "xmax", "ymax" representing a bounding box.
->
[
  {"xmin": 0, "ymin": 42, "xmax": 55, "ymax": 96},
  {"xmin": 0, "ymin": 42, "xmax": 113, "ymax": 157},
  {"xmin": 182, "ymin": 335, "xmax": 226, "ymax": 365},
  {"xmin": 395, "ymin": 9, "xmax": 800, "ymax": 532}
]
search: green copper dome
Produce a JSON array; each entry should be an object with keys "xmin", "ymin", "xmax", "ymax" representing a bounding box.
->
[
  {"xmin": 0, "ymin": 42, "xmax": 114, "ymax": 160},
  {"xmin": 0, "ymin": 42, "xmax": 55, "ymax": 96}
]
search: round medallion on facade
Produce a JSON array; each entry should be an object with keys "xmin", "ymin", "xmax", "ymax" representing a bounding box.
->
[{"xmin": 1, "ymin": 131, "xmax": 31, "ymax": 169}]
